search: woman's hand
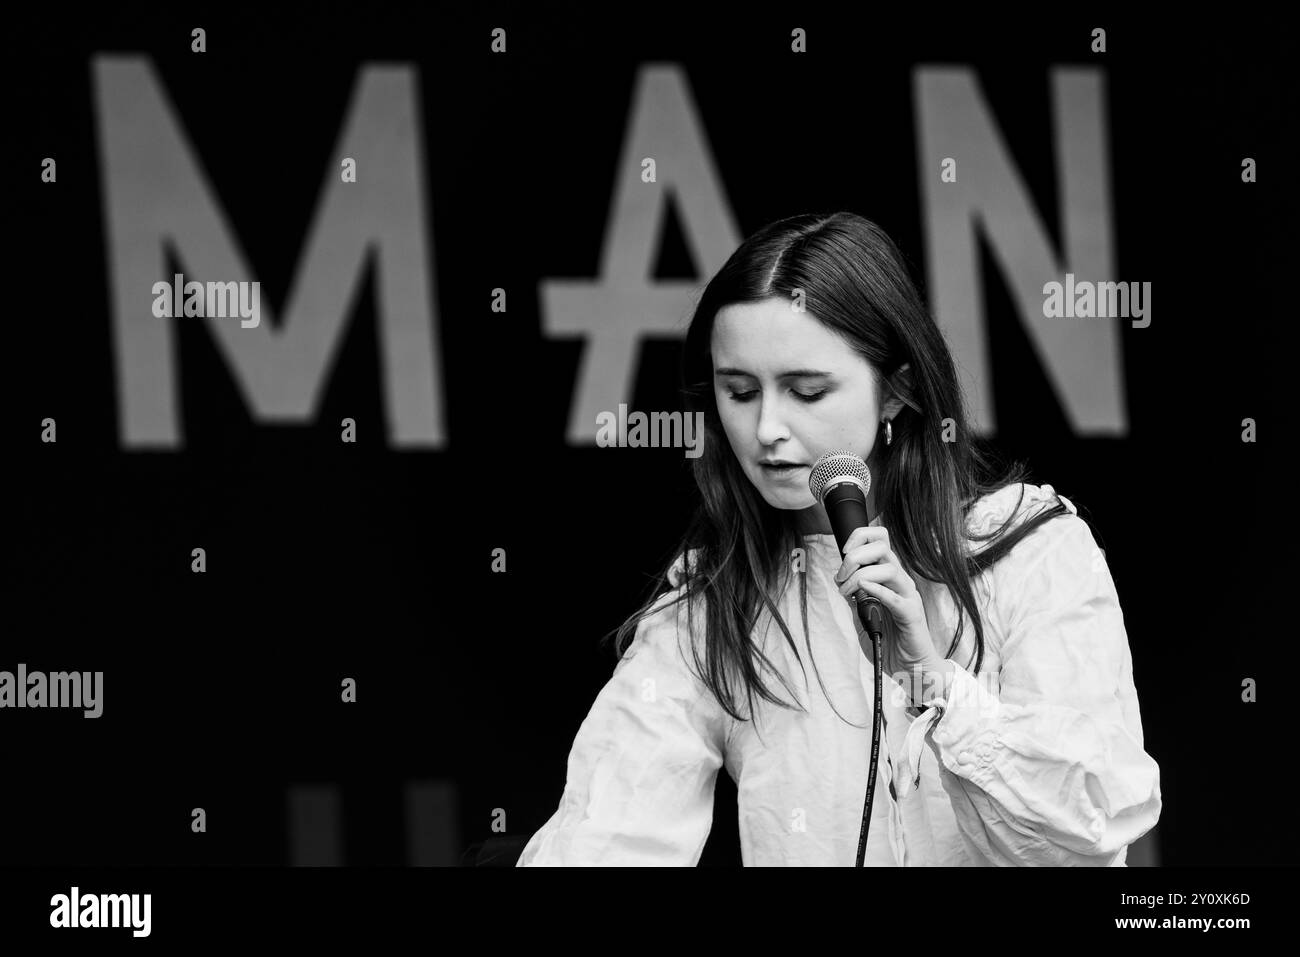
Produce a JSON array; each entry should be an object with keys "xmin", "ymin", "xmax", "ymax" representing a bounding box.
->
[{"xmin": 834, "ymin": 525, "xmax": 942, "ymax": 676}]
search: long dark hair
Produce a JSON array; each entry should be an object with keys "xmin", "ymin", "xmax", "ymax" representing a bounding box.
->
[{"xmin": 600, "ymin": 211, "xmax": 1071, "ymax": 727}]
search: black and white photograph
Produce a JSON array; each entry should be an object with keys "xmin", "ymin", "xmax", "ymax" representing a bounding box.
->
[{"xmin": 4, "ymin": 1, "xmax": 1291, "ymax": 941}]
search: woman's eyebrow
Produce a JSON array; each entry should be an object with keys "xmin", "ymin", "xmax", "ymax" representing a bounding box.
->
[{"xmin": 713, "ymin": 368, "xmax": 833, "ymax": 378}]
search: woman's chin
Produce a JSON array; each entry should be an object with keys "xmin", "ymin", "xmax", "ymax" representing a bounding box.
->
[{"xmin": 759, "ymin": 489, "xmax": 814, "ymax": 510}]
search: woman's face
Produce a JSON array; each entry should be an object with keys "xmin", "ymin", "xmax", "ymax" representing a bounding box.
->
[{"xmin": 711, "ymin": 296, "xmax": 892, "ymax": 519}]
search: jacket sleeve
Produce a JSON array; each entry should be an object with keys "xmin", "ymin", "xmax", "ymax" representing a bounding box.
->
[
  {"xmin": 900, "ymin": 510, "xmax": 1162, "ymax": 866},
  {"xmin": 516, "ymin": 578, "xmax": 729, "ymax": 866}
]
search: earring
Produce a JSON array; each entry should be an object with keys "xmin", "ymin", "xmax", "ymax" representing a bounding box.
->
[{"xmin": 884, "ymin": 419, "xmax": 893, "ymax": 446}]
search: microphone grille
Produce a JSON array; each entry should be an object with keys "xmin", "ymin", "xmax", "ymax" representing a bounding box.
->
[{"xmin": 808, "ymin": 449, "xmax": 871, "ymax": 503}]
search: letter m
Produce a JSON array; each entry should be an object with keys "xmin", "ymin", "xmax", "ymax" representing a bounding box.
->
[{"xmin": 92, "ymin": 57, "xmax": 444, "ymax": 448}]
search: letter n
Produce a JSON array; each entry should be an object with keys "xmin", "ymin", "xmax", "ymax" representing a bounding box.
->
[{"xmin": 914, "ymin": 67, "xmax": 1125, "ymax": 436}]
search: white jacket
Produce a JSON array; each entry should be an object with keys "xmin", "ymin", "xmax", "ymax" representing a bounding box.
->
[{"xmin": 517, "ymin": 483, "xmax": 1162, "ymax": 866}]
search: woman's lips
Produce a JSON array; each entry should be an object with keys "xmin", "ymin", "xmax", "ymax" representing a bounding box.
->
[{"xmin": 760, "ymin": 463, "xmax": 806, "ymax": 479}]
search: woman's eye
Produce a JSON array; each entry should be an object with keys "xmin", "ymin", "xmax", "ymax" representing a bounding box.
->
[{"xmin": 725, "ymin": 389, "xmax": 827, "ymax": 403}]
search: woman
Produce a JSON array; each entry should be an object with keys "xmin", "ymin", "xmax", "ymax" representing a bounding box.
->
[{"xmin": 516, "ymin": 212, "xmax": 1162, "ymax": 866}]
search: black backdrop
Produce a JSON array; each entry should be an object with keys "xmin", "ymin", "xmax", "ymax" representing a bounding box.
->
[{"xmin": 6, "ymin": 4, "xmax": 1292, "ymax": 866}]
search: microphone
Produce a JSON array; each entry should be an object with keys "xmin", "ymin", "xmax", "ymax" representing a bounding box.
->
[
  {"xmin": 808, "ymin": 448, "xmax": 888, "ymax": 867},
  {"xmin": 807, "ymin": 449, "xmax": 886, "ymax": 637}
]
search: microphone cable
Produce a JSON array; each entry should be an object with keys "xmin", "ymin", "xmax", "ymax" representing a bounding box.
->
[{"xmin": 854, "ymin": 598, "xmax": 887, "ymax": 867}]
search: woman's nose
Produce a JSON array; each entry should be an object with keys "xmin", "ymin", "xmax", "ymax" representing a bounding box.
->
[{"xmin": 755, "ymin": 396, "xmax": 790, "ymax": 445}]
